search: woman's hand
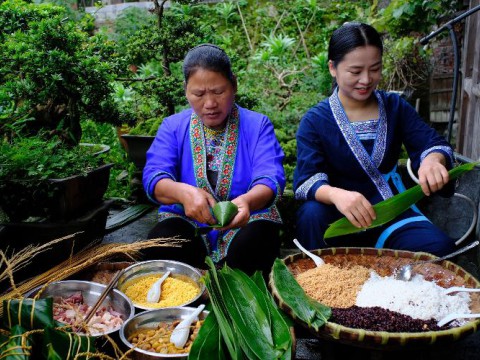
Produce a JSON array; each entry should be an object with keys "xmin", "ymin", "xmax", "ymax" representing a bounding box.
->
[
  {"xmin": 217, "ymin": 184, "xmax": 274, "ymax": 230},
  {"xmin": 417, "ymin": 152, "xmax": 449, "ymax": 196},
  {"xmin": 181, "ymin": 186, "xmax": 217, "ymax": 225},
  {"xmin": 317, "ymin": 186, "xmax": 376, "ymax": 229},
  {"xmin": 153, "ymin": 179, "xmax": 217, "ymax": 225},
  {"xmin": 219, "ymin": 196, "xmax": 251, "ymax": 230}
]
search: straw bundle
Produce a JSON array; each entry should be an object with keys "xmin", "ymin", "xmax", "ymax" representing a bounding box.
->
[
  {"xmin": 0, "ymin": 236, "xmax": 185, "ymax": 317},
  {"xmin": 0, "ymin": 233, "xmax": 79, "ymax": 290}
]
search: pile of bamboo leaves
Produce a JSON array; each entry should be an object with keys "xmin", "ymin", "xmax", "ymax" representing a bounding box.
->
[{"xmin": 189, "ymin": 258, "xmax": 294, "ymax": 359}]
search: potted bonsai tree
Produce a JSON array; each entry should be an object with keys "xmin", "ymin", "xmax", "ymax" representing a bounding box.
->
[{"xmin": 0, "ymin": 0, "xmax": 121, "ymax": 228}]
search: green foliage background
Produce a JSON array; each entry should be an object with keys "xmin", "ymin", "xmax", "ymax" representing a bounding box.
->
[{"xmin": 1, "ymin": 0, "xmax": 463, "ymax": 199}]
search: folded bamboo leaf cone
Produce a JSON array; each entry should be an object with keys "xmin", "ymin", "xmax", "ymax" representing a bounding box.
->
[{"xmin": 212, "ymin": 201, "xmax": 238, "ymax": 227}]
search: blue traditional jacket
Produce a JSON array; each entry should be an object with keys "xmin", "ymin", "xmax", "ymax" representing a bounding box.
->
[
  {"xmin": 143, "ymin": 105, "xmax": 285, "ymax": 261},
  {"xmin": 294, "ymin": 90, "xmax": 453, "ymax": 205}
]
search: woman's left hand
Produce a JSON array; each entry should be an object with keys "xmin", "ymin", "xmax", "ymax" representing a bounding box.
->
[
  {"xmin": 219, "ymin": 197, "xmax": 251, "ymax": 230},
  {"xmin": 216, "ymin": 185, "xmax": 273, "ymax": 230},
  {"xmin": 417, "ymin": 152, "xmax": 450, "ymax": 196}
]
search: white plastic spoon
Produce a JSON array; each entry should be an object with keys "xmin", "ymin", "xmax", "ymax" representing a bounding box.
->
[
  {"xmin": 146, "ymin": 270, "xmax": 171, "ymax": 303},
  {"xmin": 444, "ymin": 286, "xmax": 480, "ymax": 295},
  {"xmin": 437, "ymin": 313, "xmax": 480, "ymax": 327},
  {"xmin": 293, "ymin": 238, "xmax": 325, "ymax": 267},
  {"xmin": 170, "ymin": 304, "xmax": 206, "ymax": 349}
]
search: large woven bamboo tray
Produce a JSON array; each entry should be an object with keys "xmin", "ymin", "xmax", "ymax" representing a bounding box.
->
[{"xmin": 269, "ymin": 247, "xmax": 480, "ymax": 350}]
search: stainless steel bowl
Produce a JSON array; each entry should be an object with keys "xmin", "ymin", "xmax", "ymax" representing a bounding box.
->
[
  {"xmin": 119, "ymin": 306, "xmax": 209, "ymax": 359},
  {"xmin": 116, "ymin": 260, "xmax": 205, "ymax": 311},
  {"xmin": 26, "ymin": 280, "xmax": 135, "ymax": 336}
]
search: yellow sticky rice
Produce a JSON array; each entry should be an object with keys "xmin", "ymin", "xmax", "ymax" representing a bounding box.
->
[{"xmin": 123, "ymin": 274, "xmax": 200, "ymax": 308}]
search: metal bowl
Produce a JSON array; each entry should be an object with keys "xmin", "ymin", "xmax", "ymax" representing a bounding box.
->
[
  {"xmin": 26, "ymin": 280, "xmax": 135, "ymax": 337},
  {"xmin": 119, "ymin": 306, "xmax": 209, "ymax": 359},
  {"xmin": 116, "ymin": 260, "xmax": 205, "ymax": 311}
]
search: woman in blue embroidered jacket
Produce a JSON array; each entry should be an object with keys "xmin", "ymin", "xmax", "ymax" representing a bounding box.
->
[
  {"xmin": 294, "ymin": 22, "xmax": 455, "ymax": 256},
  {"xmin": 143, "ymin": 44, "xmax": 285, "ymax": 274}
]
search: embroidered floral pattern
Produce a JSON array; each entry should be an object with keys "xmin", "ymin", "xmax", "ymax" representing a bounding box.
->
[
  {"xmin": 204, "ymin": 126, "xmax": 226, "ymax": 173},
  {"xmin": 189, "ymin": 106, "xmax": 239, "ymax": 201}
]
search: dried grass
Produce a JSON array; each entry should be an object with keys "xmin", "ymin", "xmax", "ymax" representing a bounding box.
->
[
  {"xmin": 0, "ymin": 233, "xmax": 79, "ymax": 292},
  {"xmin": 0, "ymin": 236, "xmax": 185, "ymax": 317}
]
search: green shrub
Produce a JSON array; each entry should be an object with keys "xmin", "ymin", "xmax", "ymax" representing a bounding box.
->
[
  {"xmin": 0, "ymin": 136, "xmax": 104, "ymax": 181},
  {"xmin": 0, "ymin": 0, "xmax": 120, "ymax": 144}
]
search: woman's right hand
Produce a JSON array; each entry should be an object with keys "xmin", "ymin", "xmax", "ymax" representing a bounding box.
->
[
  {"xmin": 181, "ymin": 186, "xmax": 217, "ymax": 225},
  {"xmin": 154, "ymin": 179, "xmax": 217, "ymax": 225},
  {"xmin": 319, "ymin": 186, "xmax": 376, "ymax": 229}
]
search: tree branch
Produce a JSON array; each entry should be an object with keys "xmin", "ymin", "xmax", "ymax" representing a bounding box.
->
[{"xmin": 236, "ymin": 2, "xmax": 253, "ymax": 52}]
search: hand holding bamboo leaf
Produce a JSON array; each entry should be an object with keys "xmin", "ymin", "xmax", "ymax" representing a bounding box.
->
[
  {"xmin": 195, "ymin": 201, "xmax": 239, "ymax": 235},
  {"xmin": 324, "ymin": 162, "xmax": 479, "ymax": 239}
]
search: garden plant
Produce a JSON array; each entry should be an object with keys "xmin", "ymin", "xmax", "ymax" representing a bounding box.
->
[{"xmin": 0, "ymin": 0, "xmax": 464, "ymax": 202}]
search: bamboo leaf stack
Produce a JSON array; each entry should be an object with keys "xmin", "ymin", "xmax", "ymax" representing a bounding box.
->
[{"xmin": 189, "ymin": 257, "xmax": 293, "ymax": 359}]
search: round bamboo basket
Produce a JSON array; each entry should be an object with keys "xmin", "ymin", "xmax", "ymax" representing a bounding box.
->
[{"xmin": 269, "ymin": 247, "xmax": 480, "ymax": 350}]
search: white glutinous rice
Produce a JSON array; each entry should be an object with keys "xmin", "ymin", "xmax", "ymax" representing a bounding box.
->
[{"xmin": 356, "ymin": 273, "xmax": 471, "ymax": 321}]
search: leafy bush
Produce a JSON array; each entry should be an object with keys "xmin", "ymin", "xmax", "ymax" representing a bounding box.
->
[
  {"xmin": 0, "ymin": 134, "xmax": 109, "ymax": 221},
  {"xmin": 0, "ymin": 136, "xmax": 104, "ymax": 181},
  {"xmin": 0, "ymin": 0, "xmax": 120, "ymax": 144},
  {"xmin": 80, "ymin": 120, "xmax": 136, "ymax": 199},
  {"xmin": 115, "ymin": 0, "xmax": 208, "ymax": 120}
]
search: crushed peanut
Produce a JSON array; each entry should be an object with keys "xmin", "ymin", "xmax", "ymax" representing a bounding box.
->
[{"xmin": 295, "ymin": 263, "xmax": 371, "ymax": 308}]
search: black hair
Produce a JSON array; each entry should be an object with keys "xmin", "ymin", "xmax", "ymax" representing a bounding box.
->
[
  {"xmin": 328, "ymin": 22, "xmax": 383, "ymax": 67},
  {"xmin": 182, "ymin": 44, "xmax": 235, "ymax": 85}
]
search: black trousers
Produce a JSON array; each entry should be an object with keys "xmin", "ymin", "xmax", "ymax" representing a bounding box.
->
[{"xmin": 146, "ymin": 217, "xmax": 281, "ymax": 275}]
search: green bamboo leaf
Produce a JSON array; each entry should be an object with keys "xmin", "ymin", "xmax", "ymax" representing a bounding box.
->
[
  {"xmin": 3, "ymin": 298, "xmax": 55, "ymax": 330},
  {"xmin": 203, "ymin": 259, "xmax": 293, "ymax": 359},
  {"xmin": 250, "ymin": 271, "xmax": 293, "ymax": 356},
  {"xmin": 272, "ymin": 259, "xmax": 331, "ymax": 331},
  {"xmin": 203, "ymin": 257, "xmax": 242, "ymax": 360},
  {"xmin": 231, "ymin": 269, "xmax": 273, "ymax": 328},
  {"xmin": 188, "ymin": 311, "xmax": 226, "ymax": 360},
  {"xmin": 195, "ymin": 201, "xmax": 239, "ymax": 235},
  {"xmin": 0, "ymin": 325, "xmax": 32, "ymax": 360},
  {"xmin": 218, "ymin": 272, "xmax": 280, "ymax": 358},
  {"xmin": 229, "ymin": 269, "xmax": 293, "ymax": 358},
  {"xmin": 213, "ymin": 201, "xmax": 238, "ymax": 227},
  {"xmin": 324, "ymin": 162, "xmax": 479, "ymax": 239},
  {"xmin": 42, "ymin": 326, "xmax": 95, "ymax": 360}
]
